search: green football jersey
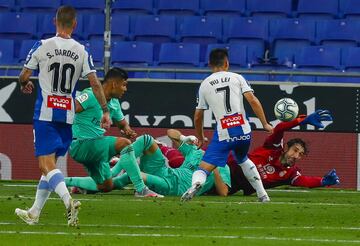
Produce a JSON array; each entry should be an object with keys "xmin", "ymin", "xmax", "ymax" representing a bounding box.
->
[
  {"xmin": 177, "ymin": 142, "xmax": 204, "ymax": 171},
  {"xmin": 72, "ymin": 88, "xmax": 124, "ymax": 139}
]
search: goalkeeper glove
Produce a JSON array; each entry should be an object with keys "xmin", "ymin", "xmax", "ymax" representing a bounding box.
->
[
  {"xmin": 321, "ymin": 169, "xmax": 340, "ymax": 186},
  {"xmin": 300, "ymin": 109, "xmax": 333, "ymax": 128}
]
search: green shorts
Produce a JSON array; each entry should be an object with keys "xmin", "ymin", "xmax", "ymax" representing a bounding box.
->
[{"xmin": 69, "ymin": 136, "xmax": 117, "ymax": 185}]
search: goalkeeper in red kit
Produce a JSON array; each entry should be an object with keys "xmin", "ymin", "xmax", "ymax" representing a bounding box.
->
[
  {"xmin": 227, "ymin": 109, "xmax": 340, "ymax": 195},
  {"xmin": 162, "ymin": 110, "xmax": 340, "ymax": 196}
]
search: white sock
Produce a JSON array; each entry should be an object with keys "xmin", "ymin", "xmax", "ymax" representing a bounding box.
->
[
  {"xmin": 192, "ymin": 169, "xmax": 208, "ymax": 186},
  {"xmin": 46, "ymin": 169, "xmax": 71, "ymax": 209},
  {"xmin": 28, "ymin": 176, "xmax": 51, "ymax": 218},
  {"xmin": 239, "ymin": 159, "xmax": 268, "ymax": 198}
]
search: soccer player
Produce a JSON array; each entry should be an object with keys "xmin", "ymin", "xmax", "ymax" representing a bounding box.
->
[
  {"xmin": 15, "ymin": 5, "xmax": 111, "ymax": 226},
  {"xmin": 181, "ymin": 48, "xmax": 273, "ymax": 202},
  {"xmin": 68, "ymin": 67, "xmax": 162, "ymax": 198},
  {"xmin": 66, "ymin": 130, "xmax": 231, "ymax": 197},
  {"xmin": 227, "ymin": 110, "xmax": 340, "ymax": 195}
]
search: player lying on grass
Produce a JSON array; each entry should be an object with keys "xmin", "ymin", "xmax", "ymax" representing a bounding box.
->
[
  {"xmin": 66, "ymin": 130, "xmax": 231, "ymax": 197},
  {"xmin": 68, "ymin": 67, "xmax": 162, "ymax": 198},
  {"xmin": 163, "ymin": 110, "xmax": 340, "ymax": 196}
]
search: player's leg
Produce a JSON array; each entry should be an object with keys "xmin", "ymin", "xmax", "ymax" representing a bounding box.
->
[
  {"xmin": 233, "ymin": 139, "xmax": 269, "ymax": 202},
  {"xmin": 15, "ymin": 175, "xmax": 50, "ymax": 225},
  {"xmin": 181, "ymin": 139, "xmax": 226, "ymax": 201},
  {"xmin": 65, "ymin": 176, "xmax": 98, "ymax": 192},
  {"xmin": 141, "ymin": 173, "xmax": 170, "ymax": 196}
]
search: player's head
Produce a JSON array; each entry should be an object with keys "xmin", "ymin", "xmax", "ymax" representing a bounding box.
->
[
  {"xmin": 103, "ymin": 67, "xmax": 129, "ymax": 98},
  {"xmin": 55, "ymin": 5, "xmax": 77, "ymax": 33},
  {"xmin": 209, "ymin": 48, "xmax": 229, "ymax": 71},
  {"xmin": 280, "ymin": 138, "xmax": 308, "ymax": 167}
]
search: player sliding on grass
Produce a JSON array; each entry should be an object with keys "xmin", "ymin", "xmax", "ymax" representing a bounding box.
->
[
  {"xmin": 66, "ymin": 130, "xmax": 231, "ymax": 197},
  {"xmin": 227, "ymin": 110, "xmax": 340, "ymax": 195}
]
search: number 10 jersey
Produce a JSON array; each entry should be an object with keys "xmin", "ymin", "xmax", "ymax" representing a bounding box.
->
[{"xmin": 24, "ymin": 36, "xmax": 96, "ymax": 124}]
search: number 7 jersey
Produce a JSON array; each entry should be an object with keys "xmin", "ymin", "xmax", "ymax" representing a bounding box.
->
[
  {"xmin": 24, "ymin": 36, "xmax": 96, "ymax": 124},
  {"xmin": 196, "ymin": 71, "xmax": 253, "ymax": 141}
]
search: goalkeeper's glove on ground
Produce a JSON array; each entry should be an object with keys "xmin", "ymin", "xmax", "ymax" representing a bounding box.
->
[{"xmin": 321, "ymin": 169, "xmax": 340, "ymax": 186}]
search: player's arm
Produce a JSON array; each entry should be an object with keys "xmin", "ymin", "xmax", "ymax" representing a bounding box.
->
[
  {"xmin": 18, "ymin": 67, "xmax": 34, "ymax": 94},
  {"xmin": 194, "ymin": 109, "xmax": 206, "ymax": 148},
  {"xmin": 114, "ymin": 119, "xmax": 137, "ymax": 139},
  {"xmin": 87, "ymin": 72, "xmax": 111, "ymax": 129},
  {"xmin": 167, "ymin": 129, "xmax": 198, "ymax": 149},
  {"xmin": 213, "ymin": 168, "xmax": 229, "ymax": 197},
  {"xmin": 291, "ymin": 169, "xmax": 339, "ymax": 188},
  {"xmin": 243, "ymin": 91, "xmax": 273, "ymax": 133}
]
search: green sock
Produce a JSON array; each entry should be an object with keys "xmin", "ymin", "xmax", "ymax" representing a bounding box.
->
[
  {"xmin": 65, "ymin": 177, "xmax": 98, "ymax": 191},
  {"xmin": 119, "ymin": 145, "xmax": 145, "ymax": 192},
  {"xmin": 113, "ymin": 174, "xmax": 131, "ymax": 189},
  {"xmin": 111, "ymin": 160, "xmax": 124, "ymax": 177}
]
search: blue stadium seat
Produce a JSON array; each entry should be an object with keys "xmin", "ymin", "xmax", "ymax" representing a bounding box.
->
[
  {"xmin": 340, "ymin": 0, "xmax": 360, "ymax": 19},
  {"xmin": 223, "ymin": 17, "xmax": 268, "ymax": 48},
  {"xmin": 18, "ymin": 39, "xmax": 37, "ymax": 64},
  {"xmin": 178, "ymin": 16, "xmax": 222, "ymax": 44},
  {"xmin": 111, "ymin": 41, "xmax": 153, "ymax": 66},
  {"xmin": 131, "ymin": 15, "xmax": 176, "ymax": 60},
  {"xmin": 156, "ymin": 0, "xmax": 199, "ymax": 16},
  {"xmin": 62, "ymin": 0, "xmax": 104, "ymax": 13},
  {"xmin": 111, "ymin": 14, "xmax": 130, "ymax": 41},
  {"xmin": 0, "ymin": 39, "xmax": 14, "ymax": 64},
  {"xmin": 201, "ymin": 0, "xmax": 245, "ymax": 16},
  {"xmin": 83, "ymin": 14, "xmax": 105, "ymax": 41},
  {"xmin": 38, "ymin": 13, "xmax": 84, "ymax": 40},
  {"xmin": 316, "ymin": 19, "xmax": 360, "ymax": 48},
  {"xmin": 296, "ymin": 46, "xmax": 341, "ymax": 70},
  {"xmin": 131, "ymin": 15, "xmax": 176, "ymax": 43},
  {"xmin": 112, "ymin": 0, "xmax": 154, "ymax": 15},
  {"xmin": 269, "ymin": 19, "xmax": 316, "ymax": 67},
  {"xmin": 0, "ymin": 0, "xmax": 15, "ymax": 12},
  {"xmin": 0, "ymin": 12, "xmax": 37, "ymax": 40},
  {"xmin": 228, "ymin": 43, "xmax": 247, "ymax": 68},
  {"xmin": 158, "ymin": 43, "xmax": 200, "ymax": 67},
  {"xmin": 296, "ymin": 0, "xmax": 339, "ymax": 20},
  {"xmin": 86, "ymin": 40, "xmax": 104, "ymax": 66},
  {"xmin": 335, "ymin": 47, "xmax": 360, "ymax": 83},
  {"xmin": 247, "ymin": 0, "xmax": 293, "ymax": 18},
  {"xmin": 18, "ymin": 0, "xmax": 60, "ymax": 13}
]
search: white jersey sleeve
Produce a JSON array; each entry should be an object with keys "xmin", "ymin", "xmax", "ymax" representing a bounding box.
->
[{"xmin": 196, "ymin": 84, "xmax": 209, "ymax": 110}]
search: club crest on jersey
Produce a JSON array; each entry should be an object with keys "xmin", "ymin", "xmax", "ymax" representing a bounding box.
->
[
  {"xmin": 220, "ymin": 114, "xmax": 244, "ymax": 129},
  {"xmin": 76, "ymin": 93, "xmax": 89, "ymax": 103},
  {"xmin": 47, "ymin": 95, "xmax": 72, "ymax": 110}
]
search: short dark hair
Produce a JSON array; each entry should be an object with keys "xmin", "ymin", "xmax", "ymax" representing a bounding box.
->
[
  {"xmin": 56, "ymin": 5, "xmax": 76, "ymax": 28},
  {"xmin": 286, "ymin": 138, "xmax": 308, "ymax": 155},
  {"xmin": 209, "ymin": 48, "xmax": 228, "ymax": 67},
  {"xmin": 103, "ymin": 67, "xmax": 128, "ymax": 83}
]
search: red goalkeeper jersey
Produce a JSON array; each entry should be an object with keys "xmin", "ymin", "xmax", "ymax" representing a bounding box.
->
[{"xmin": 229, "ymin": 117, "xmax": 322, "ymax": 195}]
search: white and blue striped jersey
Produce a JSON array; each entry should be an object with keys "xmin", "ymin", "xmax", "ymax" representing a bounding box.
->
[
  {"xmin": 196, "ymin": 71, "xmax": 253, "ymax": 141},
  {"xmin": 24, "ymin": 36, "xmax": 96, "ymax": 124}
]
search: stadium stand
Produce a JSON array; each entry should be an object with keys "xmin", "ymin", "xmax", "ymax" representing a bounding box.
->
[
  {"xmin": 1, "ymin": 0, "xmax": 360, "ymax": 82},
  {"xmin": 156, "ymin": 0, "xmax": 199, "ymax": 16},
  {"xmin": 111, "ymin": 0, "xmax": 154, "ymax": 15},
  {"xmin": 200, "ymin": 0, "xmax": 245, "ymax": 16},
  {"xmin": 247, "ymin": 0, "xmax": 293, "ymax": 18}
]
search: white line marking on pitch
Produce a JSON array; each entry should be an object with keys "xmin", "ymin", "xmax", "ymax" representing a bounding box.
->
[
  {"xmin": 0, "ymin": 230, "xmax": 359, "ymax": 244},
  {"xmin": 1, "ymin": 195, "xmax": 357, "ymax": 206},
  {"xmin": 1, "ymin": 222, "xmax": 360, "ymax": 231}
]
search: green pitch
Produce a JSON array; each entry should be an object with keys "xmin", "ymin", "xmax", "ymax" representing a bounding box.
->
[{"xmin": 1, "ymin": 181, "xmax": 359, "ymax": 246}]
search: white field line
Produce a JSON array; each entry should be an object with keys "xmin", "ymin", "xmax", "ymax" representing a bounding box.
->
[
  {"xmin": 0, "ymin": 230, "xmax": 360, "ymax": 244},
  {"xmin": 3, "ymin": 184, "xmax": 360, "ymax": 194},
  {"xmin": 1, "ymin": 221, "xmax": 360, "ymax": 231},
  {"xmin": 1, "ymin": 195, "xmax": 357, "ymax": 206}
]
